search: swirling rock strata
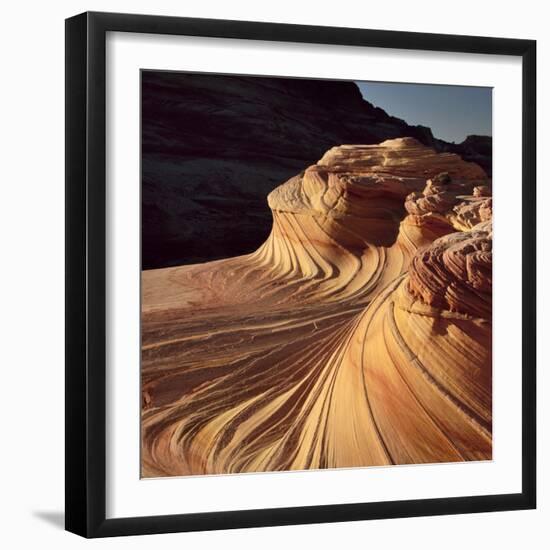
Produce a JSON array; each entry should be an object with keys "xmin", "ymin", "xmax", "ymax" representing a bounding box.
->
[
  {"xmin": 142, "ymin": 72, "xmax": 492, "ymax": 269},
  {"xmin": 141, "ymin": 138, "xmax": 492, "ymax": 477}
]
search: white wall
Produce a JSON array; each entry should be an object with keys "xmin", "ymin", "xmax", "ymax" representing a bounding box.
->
[{"xmin": 0, "ymin": 1, "xmax": 546, "ymax": 548}]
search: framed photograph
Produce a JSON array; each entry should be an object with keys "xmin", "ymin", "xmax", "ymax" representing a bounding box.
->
[{"xmin": 65, "ymin": 11, "xmax": 536, "ymax": 538}]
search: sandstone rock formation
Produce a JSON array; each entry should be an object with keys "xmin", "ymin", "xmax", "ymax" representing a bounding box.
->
[
  {"xmin": 141, "ymin": 138, "xmax": 492, "ymax": 477},
  {"xmin": 142, "ymin": 72, "xmax": 491, "ymax": 268}
]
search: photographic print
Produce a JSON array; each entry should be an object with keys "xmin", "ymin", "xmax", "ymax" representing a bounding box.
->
[{"xmin": 140, "ymin": 71, "xmax": 493, "ymax": 478}]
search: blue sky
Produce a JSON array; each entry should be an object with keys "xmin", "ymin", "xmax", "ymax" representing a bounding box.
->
[{"xmin": 356, "ymin": 81, "xmax": 492, "ymax": 144}]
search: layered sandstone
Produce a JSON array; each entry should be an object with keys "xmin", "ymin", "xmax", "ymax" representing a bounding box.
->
[
  {"xmin": 141, "ymin": 138, "xmax": 492, "ymax": 477},
  {"xmin": 142, "ymin": 72, "xmax": 492, "ymax": 269}
]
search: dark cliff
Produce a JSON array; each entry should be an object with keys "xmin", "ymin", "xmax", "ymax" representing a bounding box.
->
[{"xmin": 142, "ymin": 71, "xmax": 491, "ymax": 269}]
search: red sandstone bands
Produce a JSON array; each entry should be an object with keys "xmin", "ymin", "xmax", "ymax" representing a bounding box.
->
[{"xmin": 141, "ymin": 138, "xmax": 492, "ymax": 477}]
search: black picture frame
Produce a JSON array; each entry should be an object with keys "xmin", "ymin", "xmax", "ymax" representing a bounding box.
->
[{"xmin": 65, "ymin": 11, "xmax": 537, "ymax": 538}]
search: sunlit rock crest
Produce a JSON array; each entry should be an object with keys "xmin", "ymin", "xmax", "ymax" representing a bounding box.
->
[{"xmin": 141, "ymin": 138, "xmax": 492, "ymax": 477}]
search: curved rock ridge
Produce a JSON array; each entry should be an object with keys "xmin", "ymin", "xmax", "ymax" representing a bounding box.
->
[
  {"xmin": 257, "ymin": 138, "xmax": 488, "ymax": 300},
  {"xmin": 141, "ymin": 138, "xmax": 492, "ymax": 477},
  {"xmin": 142, "ymin": 71, "xmax": 493, "ymax": 269}
]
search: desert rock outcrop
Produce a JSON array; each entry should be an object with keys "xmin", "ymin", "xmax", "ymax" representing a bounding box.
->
[
  {"xmin": 141, "ymin": 138, "xmax": 492, "ymax": 477},
  {"xmin": 142, "ymin": 72, "xmax": 492, "ymax": 268}
]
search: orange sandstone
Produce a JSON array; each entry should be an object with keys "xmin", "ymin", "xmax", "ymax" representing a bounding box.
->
[{"xmin": 141, "ymin": 138, "xmax": 492, "ymax": 477}]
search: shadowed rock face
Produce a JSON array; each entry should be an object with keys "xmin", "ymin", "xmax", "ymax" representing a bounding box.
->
[
  {"xmin": 141, "ymin": 139, "xmax": 492, "ymax": 477},
  {"xmin": 142, "ymin": 72, "xmax": 491, "ymax": 269},
  {"xmin": 448, "ymin": 135, "xmax": 492, "ymax": 176}
]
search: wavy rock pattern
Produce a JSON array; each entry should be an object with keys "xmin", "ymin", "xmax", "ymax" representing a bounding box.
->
[
  {"xmin": 142, "ymin": 72, "xmax": 492, "ymax": 269},
  {"xmin": 141, "ymin": 138, "xmax": 492, "ymax": 477}
]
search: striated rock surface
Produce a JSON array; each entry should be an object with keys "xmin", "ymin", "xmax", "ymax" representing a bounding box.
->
[
  {"xmin": 142, "ymin": 72, "xmax": 491, "ymax": 269},
  {"xmin": 141, "ymin": 138, "xmax": 492, "ymax": 477},
  {"xmin": 407, "ymin": 222, "xmax": 492, "ymax": 317}
]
